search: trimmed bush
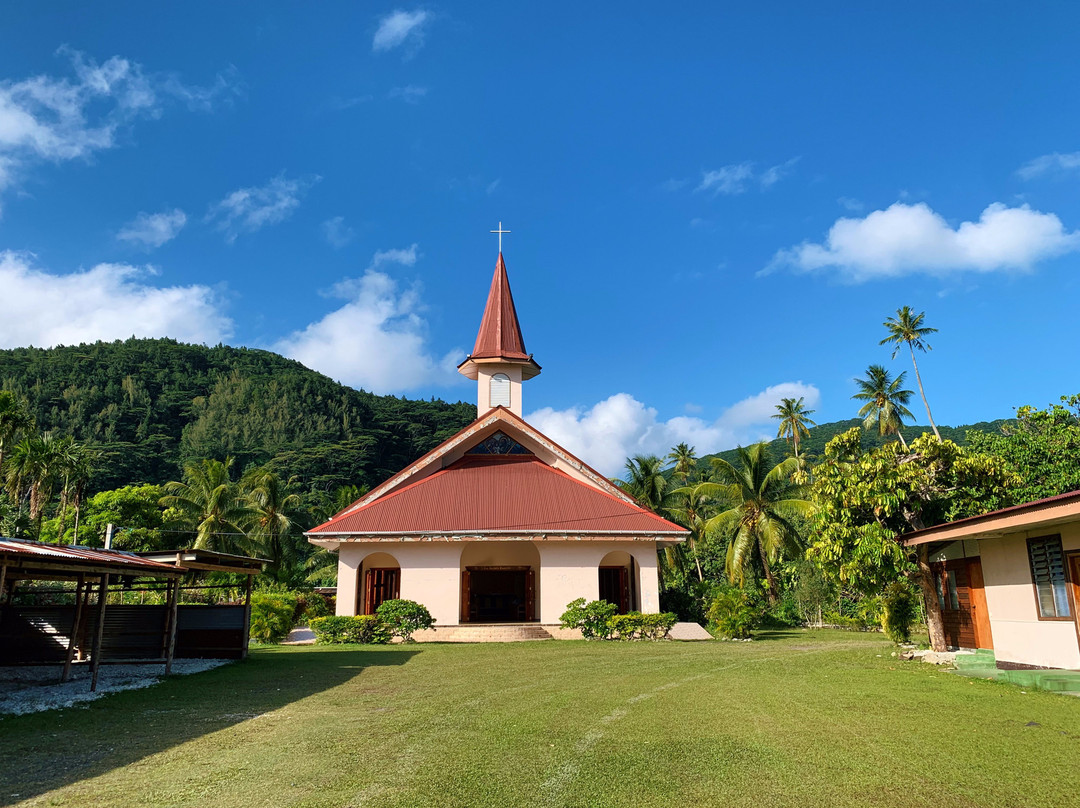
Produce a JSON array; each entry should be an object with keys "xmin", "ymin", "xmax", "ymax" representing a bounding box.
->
[
  {"xmin": 375, "ymin": 599, "xmax": 435, "ymax": 642},
  {"xmin": 881, "ymin": 581, "xmax": 917, "ymax": 644},
  {"xmin": 610, "ymin": 611, "xmax": 677, "ymax": 641},
  {"xmin": 707, "ymin": 589, "xmax": 758, "ymax": 639},
  {"xmin": 249, "ymin": 591, "xmax": 299, "ymax": 644},
  {"xmin": 560, "ymin": 598, "xmax": 618, "ymax": 640},
  {"xmin": 310, "ymin": 615, "xmax": 391, "ymax": 644}
]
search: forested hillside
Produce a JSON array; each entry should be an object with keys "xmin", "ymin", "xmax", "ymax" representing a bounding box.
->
[{"xmin": 0, "ymin": 339, "xmax": 475, "ymax": 493}]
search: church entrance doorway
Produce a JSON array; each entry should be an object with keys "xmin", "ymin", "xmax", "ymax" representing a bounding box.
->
[
  {"xmin": 461, "ymin": 567, "xmax": 536, "ymax": 622},
  {"xmin": 359, "ymin": 552, "xmax": 400, "ymax": 615},
  {"xmin": 598, "ymin": 551, "xmax": 639, "ymax": 614}
]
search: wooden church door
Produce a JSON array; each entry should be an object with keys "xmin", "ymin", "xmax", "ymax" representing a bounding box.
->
[{"xmin": 363, "ymin": 568, "xmax": 400, "ymax": 615}]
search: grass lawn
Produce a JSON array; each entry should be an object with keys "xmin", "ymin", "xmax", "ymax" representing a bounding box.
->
[{"xmin": 2, "ymin": 630, "xmax": 1079, "ymax": 808}]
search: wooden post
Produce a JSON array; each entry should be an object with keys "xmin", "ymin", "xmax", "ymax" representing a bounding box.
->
[
  {"xmin": 0, "ymin": 561, "xmax": 7, "ymax": 607},
  {"xmin": 89, "ymin": 573, "xmax": 110, "ymax": 692},
  {"xmin": 240, "ymin": 575, "xmax": 253, "ymax": 660},
  {"xmin": 164, "ymin": 578, "xmax": 179, "ymax": 674},
  {"xmin": 62, "ymin": 574, "xmax": 86, "ymax": 683}
]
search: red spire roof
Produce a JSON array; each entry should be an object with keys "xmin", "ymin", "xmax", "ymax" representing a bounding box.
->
[{"xmin": 470, "ymin": 252, "xmax": 530, "ymax": 361}]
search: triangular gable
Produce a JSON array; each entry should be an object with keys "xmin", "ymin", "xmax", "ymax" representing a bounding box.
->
[{"xmin": 313, "ymin": 406, "xmax": 666, "ymax": 528}]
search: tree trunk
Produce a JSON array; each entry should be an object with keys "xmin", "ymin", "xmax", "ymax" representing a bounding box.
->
[
  {"xmin": 73, "ymin": 501, "xmax": 82, "ymax": 545},
  {"xmin": 896, "ymin": 430, "xmax": 909, "ymax": 450},
  {"xmin": 56, "ymin": 490, "xmax": 68, "ymax": 544},
  {"xmin": 909, "ymin": 346, "xmax": 941, "ymax": 440},
  {"xmin": 758, "ymin": 540, "xmax": 780, "ymax": 605},
  {"xmin": 793, "ymin": 429, "xmax": 800, "ymax": 459},
  {"xmin": 692, "ymin": 538, "xmax": 703, "ymax": 582},
  {"xmin": 914, "ymin": 544, "xmax": 947, "ymax": 651}
]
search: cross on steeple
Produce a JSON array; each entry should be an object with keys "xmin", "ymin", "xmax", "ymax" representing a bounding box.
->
[{"xmin": 489, "ymin": 221, "xmax": 511, "ymax": 253}]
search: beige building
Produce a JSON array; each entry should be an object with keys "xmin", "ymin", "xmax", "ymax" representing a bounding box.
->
[
  {"xmin": 902, "ymin": 491, "xmax": 1080, "ymax": 669},
  {"xmin": 306, "ymin": 249, "xmax": 687, "ymax": 635}
]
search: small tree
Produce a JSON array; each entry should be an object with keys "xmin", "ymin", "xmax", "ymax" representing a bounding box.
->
[
  {"xmin": 559, "ymin": 598, "xmax": 618, "ymax": 640},
  {"xmin": 375, "ymin": 599, "xmax": 435, "ymax": 642}
]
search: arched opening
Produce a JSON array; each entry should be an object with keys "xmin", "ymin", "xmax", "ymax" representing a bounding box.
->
[
  {"xmin": 460, "ymin": 542, "xmax": 540, "ymax": 623},
  {"xmin": 490, "ymin": 373, "xmax": 511, "ymax": 408},
  {"xmin": 599, "ymin": 551, "xmax": 639, "ymax": 614},
  {"xmin": 359, "ymin": 552, "xmax": 400, "ymax": 615}
]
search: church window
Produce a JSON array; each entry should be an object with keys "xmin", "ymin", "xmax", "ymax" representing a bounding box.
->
[
  {"xmin": 467, "ymin": 431, "xmax": 532, "ymax": 455},
  {"xmin": 490, "ymin": 373, "xmax": 511, "ymax": 408}
]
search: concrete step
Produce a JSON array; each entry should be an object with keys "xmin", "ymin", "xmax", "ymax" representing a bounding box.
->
[{"xmin": 414, "ymin": 624, "xmax": 554, "ymax": 643}]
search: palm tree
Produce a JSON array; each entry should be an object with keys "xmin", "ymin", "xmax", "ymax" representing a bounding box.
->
[
  {"xmin": 0, "ymin": 391, "xmax": 34, "ymax": 474},
  {"xmin": 666, "ymin": 443, "xmax": 698, "ymax": 485},
  {"xmin": 5, "ymin": 432, "xmax": 63, "ymax": 536},
  {"xmin": 666, "ymin": 481, "xmax": 722, "ymax": 582},
  {"xmin": 772, "ymin": 397, "xmax": 817, "ymax": 459},
  {"xmin": 53, "ymin": 441, "xmax": 102, "ymax": 544},
  {"xmin": 160, "ymin": 458, "xmax": 251, "ymax": 552},
  {"xmin": 702, "ymin": 443, "xmax": 814, "ymax": 604},
  {"xmin": 618, "ymin": 454, "xmax": 669, "ymax": 512},
  {"xmin": 243, "ymin": 466, "xmax": 304, "ymax": 582},
  {"xmin": 852, "ymin": 365, "xmax": 915, "ymax": 449},
  {"xmin": 880, "ymin": 306, "xmax": 941, "ymax": 440}
]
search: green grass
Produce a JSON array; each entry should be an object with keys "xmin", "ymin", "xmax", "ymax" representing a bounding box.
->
[{"xmin": 3, "ymin": 631, "xmax": 1079, "ymax": 808}]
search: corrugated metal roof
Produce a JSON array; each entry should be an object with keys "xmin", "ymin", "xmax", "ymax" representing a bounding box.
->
[
  {"xmin": 0, "ymin": 537, "xmax": 182, "ymax": 574},
  {"xmin": 470, "ymin": 252, "xmax": 531, "ymax": 361},
  {"xmin": 900, "ymin": 488, "xmax": 1080, "ymax": 544},
  {"xmin": 309, "ymin": 455, "xmax": 687, "ymax": 536}
]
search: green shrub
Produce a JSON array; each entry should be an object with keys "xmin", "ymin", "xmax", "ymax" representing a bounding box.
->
[
  {"xmin": 881, "ymin": 581, "xmax": 918, "ymax": 644},
  {"xmin": 310, "ymin": 615, "xmax": 391, "ymax": 644},
  {"xmin": 249, "ymin": 592, "xmax": 299, "ymax": 644},
  {"xmin": 559, "ymin": 598, "xmax": 618, "ymax": 640},
  {"xmin": 609, "ymin": 613, "xmax": 643, "ymax": 640},
  {"xmin": 766, "ymin": 594, "xmax": 803, "ymax": 628},
  {"xmin": 822, "ymin": 613, "xmax": 862, "ymax": 630},
  {"xmin": 857, "ymin": 596, "xmax": 884, "ymax": 629},
  {"xmin": 299, "ymin": 593, "xmax": 334, "ymax": 623},
  {"xmin": 640, "ymin": 612, "xmax": 677, "ymax": 640},
  {"xmin": 707, "ymin": 589, "xmax": 759, "ymax": 639},
  {"xmin": 375, "ymin": 599, "xmax": 435, "ymax": 642}
]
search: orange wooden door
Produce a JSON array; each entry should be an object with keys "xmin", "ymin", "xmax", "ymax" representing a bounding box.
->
[
  {"xmin": 966, "ymin": 558, "xmax": 994, "ymax": 650},
  {"xmin": 460, "ymin": 570, "xmax": 471, "ymax": 623},
  {"xmin": 1070, "ymin": 555, "xmax": 1080, "ymax": 647},
  {"xmin": 525, "ymin": 569, "xmax": 535, "ymax": 622}
]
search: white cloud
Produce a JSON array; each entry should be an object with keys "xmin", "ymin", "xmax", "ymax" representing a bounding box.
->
[
  {"xmin": 0, "ymin": 48, "xmax": 237, "ymax": 209},
  {"xmin": 696, "ymin": 158, "xmax": 799, "ymax": 196},
  {"xmin": 769, "ymin": 202, "xmax": 1080, "ymax": 281},
  {"xmin": 388, "ymin": 85, "xmax": 428, "ymax": 104},
  {"xmin": 207, "ymin": 173, "xmax": 318, "ymax": 243},
  {"xmin": 117, "ymin": 208, "xmax": 187, "ymax": 248},
  {"xmin": 1017, "ymin": 152, "xmax": 1080, "ymax": 180},
  {"xmin": 527, "ymin": 382, "xmax": 820, "ymax": 477},
  {"xmin": 837, "ymin": 196, "xmax": 864, "ymax": 212},
  {"xmin": 274, "ymin": 245, "xmax": 460, "ymax": 393},
  {"xmin": 373, "ymin": 10, "xmax": 430, "ymax": 54},
  {"xmin": 322, "ymin": 215, "xmax": 355, "ymax": 248},
  {"xmin": 0, "ymin": 251, "xmax": 231, "ymax": 348}
]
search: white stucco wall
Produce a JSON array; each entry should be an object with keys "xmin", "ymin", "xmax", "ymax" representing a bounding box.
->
[
  {"xmin": 979, "ymin": 527, "xmax": 1080, "ymax": 669},
  {"xmin": 335, "ymin": 540, "xmax": 662, "ymax": 626}
]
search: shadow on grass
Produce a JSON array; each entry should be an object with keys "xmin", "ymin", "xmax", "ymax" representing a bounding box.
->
[
  {"xmin": 752, "ymin": 628, "xmax": 807, "ymax": 642},
  {"xmin": 0, "ymin": 646, "xmax": 417, "ymax": 806}
]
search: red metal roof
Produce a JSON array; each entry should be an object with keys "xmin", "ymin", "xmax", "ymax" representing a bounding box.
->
[
  {"xmin": 470, "ymin": 253, "xmax": 531, "ymax": 361},
  {"xmin": 309, "ymin": 454, "xmax": 686, "ymax": 536},
  {"xmin": 0, "ymin": 537, "xmax": 184, "ymax": 575},
  {"xmin": 900, "ymin": 488, "xmax": 1080, "ymax": 545}
]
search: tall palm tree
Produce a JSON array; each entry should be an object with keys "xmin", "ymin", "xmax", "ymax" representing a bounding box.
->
[
  {"xmin": 702, "ymin": 443, "xmax": 814, "ymax": 604},
  {"xmin": 880, "ymin": 306, "xmax": 941, "ymax": 440},
  {"xmin": 772, "ymin": 397, "xmax": 817, "ymax": 459},
  {"xmin": 666, "ymin": 481, "xmax": 722, "ymax": 582},
  {"xmin": 243, "ymin": 466, "xmax": 304, "ymax": 581},
  {"xmin": 160, "ymin": 458, "xmax": 251, "ymax": 552},
  {"xmin": 5, "ymin": 432, "xmax": 62, "ymax": 536},
  {"xmin": 53, "ymin": 440, "xmax": 102, "ymax": 544},
  {"xmin": 852, "ymin": 365, "xmax": 915, "ymax": 449},
  {"xmin": 666, "ymin": 443, "xmax": 698, "ymax": 485},
  {"xmin": 0, "ymin": 391, "xmax": 34, "ymax": 474},
  {"xmin": 618, "ymin": 454, "xmax": 669, "ymax": 512}
]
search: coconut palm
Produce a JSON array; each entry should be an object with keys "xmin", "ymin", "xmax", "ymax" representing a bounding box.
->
[
  {"xmin": 701, "ymin": 443, "xmax": 814, "ymax": 604},
  {"xmin": 880, "ymin": 306, "xmax": 941, "ymax": 440},
  {"xmin": 618, "ymin": 454, "xmax": 669, "ymax": 512},
  {"xmin": 666, "ymin": 481, "xmax": 722, "ymax": 582},
  {"xmin": 243, "ymin": 466, "xmax": 304, "ymax": 582},
  {"xmin": 5, "ymin": 432, "xmax": 63, "ymax": 535},
  {"xmin": 160, "ymin": 458, "xmax": 252, "ymax": 552},
  {"xmin": 772, "ymin": 397, "xmax": 817, "ymax": 459},
  {"xmin": 0, "ymin": 391, "xmax": 34, "ymax": 474},
  {"xmin": 666, "ymin": 443, "xmax": 698, "ymax": 485},
  {"xmin": 852, "ymin": 364, "xmax": 915, "ymax": 449}
]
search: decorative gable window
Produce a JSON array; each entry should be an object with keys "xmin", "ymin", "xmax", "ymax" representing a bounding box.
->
[
  {"xmin": 1027, "ymin": 535, "xmax": 1072, "ymax": 619},
  {"xmin": 490, "ymin": 373, "xmax": 511, "ymax": 408},
  {"xmin": 467, "ymin": 431, "xmax": 531, "ymax": 455}
]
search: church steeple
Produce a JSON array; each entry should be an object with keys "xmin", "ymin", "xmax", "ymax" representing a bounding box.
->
[{"xmin": 457, "ymin": 249, "xmax": 541, "ymax": 418}]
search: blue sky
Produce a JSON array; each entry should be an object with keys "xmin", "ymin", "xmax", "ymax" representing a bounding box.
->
[{"xmin": 2, "ymin": 3, "xmax": 1080, "ymax": 473}]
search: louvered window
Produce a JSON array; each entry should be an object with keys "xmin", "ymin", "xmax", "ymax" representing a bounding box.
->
[
  {"xmin": 490, "ymin": 373, "xmax": 511, "ymax": 408},
  {"xmin": 1027, "ymin": 536, "xmax": 1071, "ymax": 618}
]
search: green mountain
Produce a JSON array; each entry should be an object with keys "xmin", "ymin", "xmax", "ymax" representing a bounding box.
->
[
  {"xmin": 702, "ymin": 416, "xmax": 1015, "ymax": 471},
  {"xmin": 0, "ymin": 338, "xmax": 475, "ymax": 493}
]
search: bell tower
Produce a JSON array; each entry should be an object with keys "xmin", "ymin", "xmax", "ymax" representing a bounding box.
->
[{"xmin": 457, "ymin": 248, "xmax": 541, "ymax": 418}]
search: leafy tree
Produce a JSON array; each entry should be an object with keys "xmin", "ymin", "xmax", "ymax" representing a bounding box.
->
[
  {"xmin": 79, "ymin": 484, "xmax": 168, "ymax": 550},
  {"xmin": 0, "ymin": 391, "xmax": 34, "ymax": 473},
  {"xmin": 702, "ymin": 443, "xmax": 814, "ymax": 604},
  {"xmin": 772, "ymin": 397, "xmax": 817, "ymax": 459},
  {"xmin": 807, "ymin": 428, "xmax": 1017, "ymax": 651},
  {"xmin": 4, "ymin": 432, "xmax": 63, "ymax": 535},
  {"xmin": 618, "ymin": 454, "xmax": 669, "ymax": 512},
  {"xmin": 160, "ymin": 457, "xmax": 252, "ymax": 552},
  {"xmin": 852, "ymin": 364, "xmax": 915, "ymax": 448},
  {"xmin": 666, "ymin": 442, "xmax": 698, "ymax": 484},
  {"xmin": 967, "ymin": 395, "xmax": 1080, "ymax": 502},
  {"xmin": 880, "ymin": 306, "xmax": 941, "ymax": 440}
]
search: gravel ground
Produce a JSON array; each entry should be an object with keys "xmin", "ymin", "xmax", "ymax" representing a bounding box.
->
[{"xmin": 0, "ymin": 659, "xmax": 231, "ymax": 716}]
